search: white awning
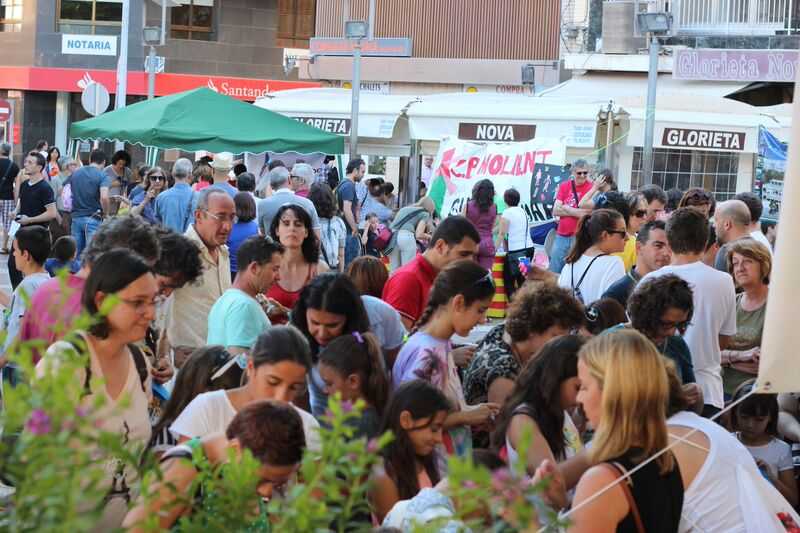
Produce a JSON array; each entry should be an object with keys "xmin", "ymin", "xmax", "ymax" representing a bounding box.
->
[
  {"xmin": 406, "ymin": 92, "xmax": 605, "ymax": 148},
  {"xmin": 254, "ymin": 88, "xmax": 417, "ymax": 156},
  {"xmin": 541, "ymin": 72, "xmax": 792, "ymax": 153}
]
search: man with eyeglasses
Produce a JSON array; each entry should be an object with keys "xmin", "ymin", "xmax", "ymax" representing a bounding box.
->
[
  {"xmin": 603, "ymin": 220, "xmax": 672, "ymax": 308},
  {"xmin": 255, "ymin": 166, "xmax": 321, "ymax": 240},
  {"xmin": 167, "ymin": 188, "xmax": 234, "ymax": 368},
  {"xmin": 69, "ymin": 149, "xmax": 111, "ymax": 258},
  {"xmin": 549, "ymin": 159, "xmax": 594, "ymax": 273},
  {"xmin": 640, "ymin": 207, "xmax": 736, "ymax": 418}
]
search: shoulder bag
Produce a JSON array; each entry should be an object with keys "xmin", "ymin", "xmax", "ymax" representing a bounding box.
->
[
  {"xmin": 602, "ymin": 462, "xmax": 645, "ymax": 533},
  {"xmin": 570, "ymin": 254, "xmax": 607, "ymax": 304}
]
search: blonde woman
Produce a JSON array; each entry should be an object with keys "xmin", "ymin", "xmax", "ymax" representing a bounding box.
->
[{"xmin": 546, "ymin": 330, "xmax": 684, "ymax": 531}]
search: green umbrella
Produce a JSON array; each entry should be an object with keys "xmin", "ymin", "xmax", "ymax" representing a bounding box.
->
[{"xmin": 69, "ymin": 87, "xmax": 344, "ymax": 154}]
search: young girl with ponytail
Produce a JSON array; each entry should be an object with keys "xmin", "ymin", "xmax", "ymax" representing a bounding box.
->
[
  {"xmin": 318, "ymin": 331, "xmax": 389, "ymax": 439},
  {"xmin": 392, "ymin": 259, "xmax": 500, "ymax": 459},
  {"xmin": 556, "ymin": 208, "xmax": 627, "ymax": 305}
]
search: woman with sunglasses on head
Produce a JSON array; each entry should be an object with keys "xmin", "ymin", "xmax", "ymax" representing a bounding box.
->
[
  {"xmin": 169, "ymin": 325, "xmax": 321, "ymax": 452},
  {"xmin": 149, "ymin": 346, "xmax": 244, "ymax": 455},
  {"xmin": 36, "ymin": 249, "xmax": 159, "ymax": 529},
  {"xmin": 557, "ymin": 208, "xmax": 627, "ymax": 305},
  {"xmin": 393, "ymin": 260, "xmax": 500, "ymax": 459},
  {"xmin": 678, "ymin": 187, "xmax": 715, "ymax": 219},
  {"xmin": 124, "ymin": 167, "xmax": 167, "ymax": 223}
]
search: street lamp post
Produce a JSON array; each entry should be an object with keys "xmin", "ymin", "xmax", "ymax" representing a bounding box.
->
[
  {"xmin": 143, "ymin": 27, "xmax": 162, "ymax": 100},
  {"xmin": 637, "ymin": 12, "xmax": 672, "ymax": 185},
  {"xmin": 345, "ymin": 20, "xmax": 368, "ymax": 159},
  {"xmin": 115, "ymin": 0, "xmax": 130, "ymax": 111}
]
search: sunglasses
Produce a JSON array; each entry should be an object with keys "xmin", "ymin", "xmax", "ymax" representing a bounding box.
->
[
  {"xmin": 659, "ymin": 319, "xmax": 691, "ymax": 332},
  {"xmin": 210, "ymin": 351, "xmax": 248, "ymax": 382},
  {"xmin": 607, "ymin": 230, "xmax": 628, "ymax": 238},
  {"xmin": 150, "ymin": 175, "xmax": 165, "ymax": 181},
  {"xmin": 472, "ymin": 271, "xmax": 495, "ymax": 290},
  {"xmin": 575, "ymin": 171, "xmax": 589, "ymax": 176}
]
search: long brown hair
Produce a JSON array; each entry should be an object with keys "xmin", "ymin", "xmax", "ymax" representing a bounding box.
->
[{"xmin": 565, "ymin": 208, "xmax": 623, "ymax": 264}]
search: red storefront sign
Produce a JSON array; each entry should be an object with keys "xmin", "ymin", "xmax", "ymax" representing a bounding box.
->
[{"xmin": 0, "ymin": 66, "xmax": 319, "ymax": 101}]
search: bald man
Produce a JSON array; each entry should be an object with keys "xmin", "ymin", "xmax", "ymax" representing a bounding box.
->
[{"xmin": 713, "ymin": 199, "xmax": 755, "ymax": 272}]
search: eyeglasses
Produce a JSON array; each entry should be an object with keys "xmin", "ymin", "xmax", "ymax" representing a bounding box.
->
[
  {"xmin": 118, "ymin": 295, "xmax": 164, "ymax": 312},
  {"xmin": 607, "ymin": 230, "xmax": 628, "ymax": 238},
  {"xmin": 634, "ymin": 210, "xmax": 647, "ymax": 218},
  {"xmin": 575, "ymin": 171, "xmax": 589, "ymax": 176},
  {"xmin": 659, "ymin": 319, "xmax": 691, "ymax": 332},
  {"xmin": 210, "ymin": 351, "xmax": 248, "ymax": 382},
  {"xmin": 202, "ymin": 210, "xmax": 236, "ymax": 224},
  {"xmin": 472, "ymin": 271, "xmax": 495, "ymax": 290}
]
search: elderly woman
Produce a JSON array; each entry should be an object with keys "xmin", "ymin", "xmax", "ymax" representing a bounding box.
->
[
  {"xmin": 721, "ymin": 238, "xmax": 771, "ymax": 396},
  {"xmin": 290, "ymin": 162, "xmax": 314, "ymax": 198}
]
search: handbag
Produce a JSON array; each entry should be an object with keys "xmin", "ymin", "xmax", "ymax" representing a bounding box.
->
[
  {"xmin": 602, "ymin": 462, "xmax": 646, "ymax": 533},
  {"xmin": 380, "ymin": 207, "xmax": 426, "ymax": 253}
]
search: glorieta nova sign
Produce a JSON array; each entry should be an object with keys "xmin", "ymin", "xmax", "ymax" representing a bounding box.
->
[{"xmin": 61, "ymin": 34, "xmax": 118, "ymax": 57}]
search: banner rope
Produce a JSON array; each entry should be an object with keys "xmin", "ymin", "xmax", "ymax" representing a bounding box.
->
[{"xmin": 536, "ymin": 387, "xmax": 758, "ymax": 532}]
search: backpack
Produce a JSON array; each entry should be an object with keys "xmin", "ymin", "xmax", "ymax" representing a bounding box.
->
[{"xmin": 69, "ymin": 338, "xmax": 148, "ymax": 396}]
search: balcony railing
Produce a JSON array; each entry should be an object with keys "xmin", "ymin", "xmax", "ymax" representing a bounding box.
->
[{"xmin": 663, "ymin": 0, "xmax": 794, "ymax": 34}]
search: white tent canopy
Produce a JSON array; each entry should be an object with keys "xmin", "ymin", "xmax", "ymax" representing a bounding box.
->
[
  {"xmin": 406, "ymin": 92, "xmax": 606, "ymax": 148},
  {"xmin": 254, "ymin": 88, "xmax": 417, "ymax": 156}
]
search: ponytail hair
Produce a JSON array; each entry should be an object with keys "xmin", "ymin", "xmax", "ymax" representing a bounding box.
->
[
  {"xmin": 413, "ymin": 259, "xmax": 496, "ymax": 332},
  {"xmin": 318, "ymin": 332, "xmax": 389, "ymax": 416},
  {"xmin": 565, "ymin": 208, "xmax": 624, "ymax": 264}
]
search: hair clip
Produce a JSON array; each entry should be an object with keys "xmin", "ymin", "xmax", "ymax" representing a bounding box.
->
[
  {"xmin": 585, "ymin": 307, "xmax": 599, "ymax": 323},
  {"xmin": 352, "ymin": 331, "xmax": 364, "ymax": 344}
]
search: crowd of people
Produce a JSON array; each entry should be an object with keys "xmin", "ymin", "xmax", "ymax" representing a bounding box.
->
[{"xmin": 0, "ymin": 141, "xmax": 797, "ymax": 531}]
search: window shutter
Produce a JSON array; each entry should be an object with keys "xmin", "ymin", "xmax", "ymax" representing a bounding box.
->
[{"xmin": 277, "ymin": 0, "xmax": 315, "ymax": 48}]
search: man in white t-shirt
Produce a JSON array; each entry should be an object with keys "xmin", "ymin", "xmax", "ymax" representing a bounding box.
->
[
  {"xmin": 641, "ymin": 207, "xmax": 736, "ymax": 415},
  {"xmin": 735, "ymin": 191, "xmax": 775, "ymax": 256}
]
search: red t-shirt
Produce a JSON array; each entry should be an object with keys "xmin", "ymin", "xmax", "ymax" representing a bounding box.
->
[
  {"xmin": 555, "ymin": 179, "xmax": 594, "ymax": 236},
  {"xmin": 382, "ymin": 254, "xmax": 437, "ymax": 325}
]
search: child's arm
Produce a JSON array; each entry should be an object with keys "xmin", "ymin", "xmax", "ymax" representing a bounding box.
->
[{"xmin": 776, "ymin": 468, "xmax": 799, "ymax": 507}]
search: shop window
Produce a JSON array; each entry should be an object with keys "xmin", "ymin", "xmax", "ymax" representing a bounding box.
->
[
  {"xmin": 1, "ymin": 0, "xmax": 23, "ymax": 32},
  {"xmin": 277, "ymin": 0, "xmax": 316, "ymax": 48},
  {"xmin": 170, "ymin": 0, "xmax": 213, "ymax": 41},
  {"xmin": 631, "ymin": 147, "xmax": 739, "ymax": 201},
  {"xmin": 58, "ymin": 0, "xmax": 122, "ymax": 35}
]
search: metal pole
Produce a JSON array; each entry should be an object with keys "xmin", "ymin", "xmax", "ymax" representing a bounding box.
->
[
  {"xmin": 350, "ymin": 40, "xmax": 362, "ymax": 159},
  {"xmin": 605, "ymin": 107, "xmax": 615, "ymax": 170},
  {"xmin": 147, "ymin": 45, "xmax": 156, "ymax": 100},
  {"xmin": 115, "ymin": 0, "xmax": 130, "ymax": 110},
  {"xmin": 368, "ymin": 0, "xmax": 376, "ymax": 39},
  {"xmin": 160, "ymin": 0, "xmax": 167, "ymax": 45},
  {"xmin": 641, "ymin": 33, "xmax": 659, "ymax": 185}
]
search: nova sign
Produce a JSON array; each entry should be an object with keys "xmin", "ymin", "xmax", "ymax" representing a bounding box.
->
[{"xmin": 458, "ymin": 122, "xmax": 536, "ymax": 142}]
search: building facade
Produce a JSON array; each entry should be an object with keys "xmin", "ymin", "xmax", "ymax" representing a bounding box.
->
[
  {"xmin": 0, "ymin": 0, "xmax": 316, "ymax": 160},
  {"xmin": 554, "ymin": 0, "xmax": 798, "ymax": 199},
  {"xmin": 297, "ymin": 0, "xmax": 567, "ymax": 95}
]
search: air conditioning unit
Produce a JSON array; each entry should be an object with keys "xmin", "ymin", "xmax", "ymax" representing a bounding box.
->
[{"xmin": 602, "ymin": 1, "xmax": 645, "ymax": 54}]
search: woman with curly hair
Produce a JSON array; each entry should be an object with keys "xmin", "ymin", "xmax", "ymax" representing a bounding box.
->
[
  {"xmin": 621, "ymin": 274, "xmax": 703, "ymax": 410},
  {"xmin": 461, "ymin": 178, "xmax": 497, "ymax": 270},
  {"xmin": 463, "ymin": 282, "xmax": 586, "ymax": 409}
]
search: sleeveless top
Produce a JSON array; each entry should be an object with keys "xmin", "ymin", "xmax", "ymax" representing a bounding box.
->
[
  {"xmin": 504, "ymin": 404, "xmax": 583, "ymax": 470},
  {"xmin": 607, "ymin": 448, "xmax": 684, "ymax": 533},
  {"xmin": 466, "ymin": 201, "xmax": 496, "ymax": 243},
  {"xmin": 265, "ymin": 262, "xmax": 318, "ymax": 322}
]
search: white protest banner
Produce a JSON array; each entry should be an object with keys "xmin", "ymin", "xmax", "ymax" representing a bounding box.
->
[{"xmin": 426, "ymin": 137, "xmax": 567, "ymax": 225}]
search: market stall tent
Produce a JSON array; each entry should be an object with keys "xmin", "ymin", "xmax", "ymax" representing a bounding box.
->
[{"xmin": 69, "ymin": 87, "xmax": 344, "ymax": 162}]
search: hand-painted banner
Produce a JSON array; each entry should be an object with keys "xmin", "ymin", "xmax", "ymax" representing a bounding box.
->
[{"xmin": 427, "ymin": 137, "xmax": 567, "ymax": 224}]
